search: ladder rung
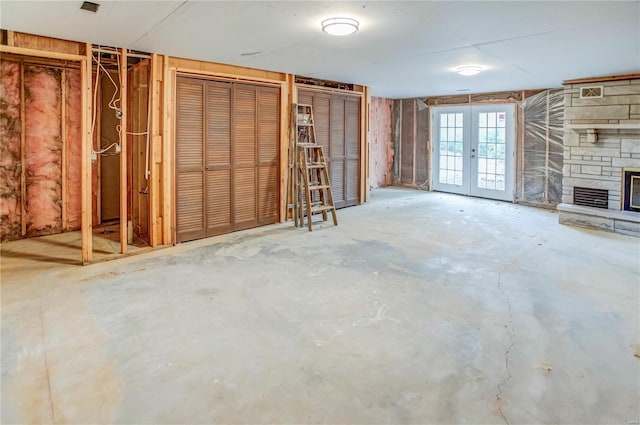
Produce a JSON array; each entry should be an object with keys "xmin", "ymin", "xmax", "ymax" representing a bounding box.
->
[
  {"xmin": 297, "ymin": 143, "xmax": 318, "ymax": 148},
  {"xmin": 306, "ymin": 163, "xmax": 326, "ymax": 169},
  {"xmin": 311, "ymin": 205, "xmax": 335, "ymax": 213},
  {"xmin": 309, "ymin": 184, "xmax": 330, "ymax": 190}
]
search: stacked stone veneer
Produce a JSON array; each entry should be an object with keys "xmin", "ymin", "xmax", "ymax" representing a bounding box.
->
[{"xmin": 559, "ymin": 77, "xmax": 640, "ymax": 236}]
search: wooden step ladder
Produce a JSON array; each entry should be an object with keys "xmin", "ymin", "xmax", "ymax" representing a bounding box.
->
[
  {"xmin": 285, "ymin": 104, "xmax": 337, "ymax": 231},
  {"xmin": 297, "ymin": 143, "xmax": 337, "ymax": 231}
]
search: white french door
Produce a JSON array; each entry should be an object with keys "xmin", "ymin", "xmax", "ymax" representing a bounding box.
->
[{"xmin": 432, "ymin": 104, "xmax": 515, "ymax": 201}]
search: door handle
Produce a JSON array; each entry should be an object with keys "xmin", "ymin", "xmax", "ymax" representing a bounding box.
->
[{"xmin": 471, "ymin": 155, "xmax": 476, "ymax": 159}]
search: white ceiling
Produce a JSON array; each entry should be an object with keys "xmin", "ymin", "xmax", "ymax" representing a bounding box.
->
[{"xmin": 2, "ymin": 1, "xmax": 639, "ymax": 98}]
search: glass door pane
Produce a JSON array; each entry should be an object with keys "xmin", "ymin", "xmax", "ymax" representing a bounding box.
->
[
  {"xmin": 432, "ymin": 106, "xmax": 470, "ymax": 195},
  {"xmin": 470, "ymin": 105, "xmax": 515, "ymax": 201}
]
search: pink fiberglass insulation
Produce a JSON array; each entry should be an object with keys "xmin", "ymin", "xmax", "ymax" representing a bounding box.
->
[
  {"xmin": 0, "ymin": 61, "xmax": 23, "ymax": 241},
  {"xmin": 369, "ymin": 97, "xmax": 393, "ymax": 188},
  {"xmin": 65, "ymin": 69, "xmax": 82, "ymax": 230},
  {"xmin": 24, "ymin": 65, "xmax": 63, "ymax": 237}
]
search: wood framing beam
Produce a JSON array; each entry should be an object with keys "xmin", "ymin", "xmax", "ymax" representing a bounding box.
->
[
  {"xmin": 61, "ymin": 70, "xmax": 68, "ymax": 230},
  {"xmin": 119, "ymin": 48, "xmax": 128, "ymax": 254},
  {"xmin": 81, "ymin": 46, "xmax": 92, "ymax": 264},
  {"xmin": 20, "ymin": 63, "xmax": 26, "ymax": 237},
  {"xmin": 0, "ymin": 44, "xmax": 86, "ymax": 62},
  {"xmin": 563, "ymin": 74, "xmax": 640, "ymax": 85},
  {"xmin": 162, "ymin": 59, "xmax": 173, "ymax": 245},
  {"xmin": 6, "ymin": 30, "xmax": 15, "ymax": 46},
  {"xmin": 412, "ymin": 98, "xmax": 417, "ymax": 186},
  {"xmin": 279, "ymin": 74, "xmax": 295, "ymax": 222},
  {"xmin": 148, "ymin": 54, "xmax": 161, "ymax": 247},
  {"xmin": 544, "ymin": 90, "xmax": 550, "ymax": 204},
  {"xmin": 360, "ymin": 86, "xmax": 370, "ymax": 203},
  {"xmin": 169, "ymin": 57, "xmax": 286, "ymax": 83}
]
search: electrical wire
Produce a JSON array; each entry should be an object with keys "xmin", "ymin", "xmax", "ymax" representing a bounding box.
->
[{"xmin": 90, "ymin": 46, "xmax": 123, "ymax": 158}]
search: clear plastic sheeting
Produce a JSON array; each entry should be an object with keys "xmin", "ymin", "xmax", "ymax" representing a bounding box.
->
[{"xmin": 518, "ymin": 89, "xmax": 564, "ymax": 206}]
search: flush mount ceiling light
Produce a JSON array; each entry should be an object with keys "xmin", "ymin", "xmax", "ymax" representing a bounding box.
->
[
  {"xmin": 321, "ymin": 17, "xmax": 359, "ymax": 36},
  {"xmin": 455, "ymin": 65, "xmax": 484, "ymax": 76}
]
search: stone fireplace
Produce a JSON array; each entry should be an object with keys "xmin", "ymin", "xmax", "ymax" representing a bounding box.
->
[{"xmin": 557, "ymin": 75, "xmax": 640, "ymax": 237}]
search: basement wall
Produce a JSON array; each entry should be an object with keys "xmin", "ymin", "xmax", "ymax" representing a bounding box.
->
[
  {"xmin": 391, "ymin": 89, "xmax": 564, "ymax": 206},
  {"xmin": 2, "ymin": 30, "xmax": 371, "ymax": 261}
]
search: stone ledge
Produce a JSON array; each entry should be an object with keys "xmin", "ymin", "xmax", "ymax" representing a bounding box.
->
[
  {"xmin": 558, "ymin": 203, "xmax": 640, "ymax": 237},
  {"xmin": 557, "ymin": 203, "xmax": 640, "ymax": 222}
]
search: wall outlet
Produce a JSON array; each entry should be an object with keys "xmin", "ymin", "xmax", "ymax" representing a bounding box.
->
[
  {"xmin": 91, "ymin": 151, "xmax": 97, "ymax": 162},
  {"xmin": 115, "ymin": 144, "xmax": 121, "ymax": 154}
]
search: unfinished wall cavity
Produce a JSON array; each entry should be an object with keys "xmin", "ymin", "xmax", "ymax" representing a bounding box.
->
[
  {"xmin": 24, "ymin": 65, "xmax": 63, "ymax": 237},
  {"xmin": 518, "ymin": 89, "xmax": 564, "ymax": 206},
  {"xmin": 369, "ymin": 97, "xmax": 393, "ymax": 188},
  {"xmin": 392, "ymin": 98, "xmax": 429, "ymax": 188},
  {"xmin": 0, "ymin": 59, "xmax": 82, "ymax": 241},
  {"xmin": 65, "ymin": 69, "xmax": 82, "ymax": 230},
  {"xmin": 0, "ymin": 60, "xmax": 22, "ymax": 240}
]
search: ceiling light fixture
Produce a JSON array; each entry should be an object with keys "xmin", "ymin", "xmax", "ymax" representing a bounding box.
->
[
  {"xmin": 321, "ymin": 17, "xmax": 359, "ymax": 36},
  {"xmin": 455, "ymin": 65, "xmax": 484, "ymax": 76}
]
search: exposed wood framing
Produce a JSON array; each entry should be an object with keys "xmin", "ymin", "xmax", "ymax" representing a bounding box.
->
[
  {"xmin": 563, "ymin": 73, "xmax": 640, "ymax": 85},
  {"xmin": 20, "ymin": 63, "xmax": 26, "ymax": 237},
  {"xmin": 6, "ymin": 31, "xmax": 83, "ymax": 55},
  {"xmin": 95, "ymin": 74, "xmax": 101, "ymax": 225},
  {"xmin": 279, "ymin": 74, "xmax": 295, "ymax": 221},
  {"xmin": 412, "ymin": 98, "xmax": 417, "ymax": 185},
  {"xmin": 0, "ymin": 44, "xmax": 85, "ymax": 62},
  {"xmin": 162, "ymin": 58, "xmax": 174, "ymax": 245},
  {"xmin": 544, "ymin": 90, "xmax": 550, "ymax": 203},
  {"xmin": 518, "ymin": 96, "xmax": 525, "ymax": 201},
  {"xmin": 82, "ymin": 44, "xmax": 92, "ymax": 264},
  {"xmin": 119, "ymin": 47, "xmax": 128, "ymax": 254},
  {"xmin": 61, "ymin": 70, "xmax": 67, "ymax": 229},
  {"xmin": 398, "ymin": 100, "xmax": 402, "ymax": 183},
  {"xmin": 3, "ymin": 31, "xmax": 371, "ymax": 259},
  {"xmin": 363, "ymin": 87, "xmax": 371, "ymax": 202},
  {"xmin": 6, "ymin": 30, "xmax": 15, "ymax": 46},
  {"xmin": 169, "ymin": 57, "xmax": 285, "ymax": 84},
  {"xmin": 148, "ymin": 54, "xmax": 162, "ymax": 247}
]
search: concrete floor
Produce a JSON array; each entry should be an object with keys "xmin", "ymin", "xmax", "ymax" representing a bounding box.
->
[{"xmin": 2, "ymin": 188, "xmax": 639, "ymax": 424}]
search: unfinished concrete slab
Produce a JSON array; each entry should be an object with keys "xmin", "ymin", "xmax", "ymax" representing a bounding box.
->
[{"xmin": 2, "ymin": 188, "xmax": 639, "ymax": 424}]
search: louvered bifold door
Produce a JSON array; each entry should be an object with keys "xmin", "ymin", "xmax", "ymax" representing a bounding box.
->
[
  {"xmin": 205, "ymin": 81, "xmax": 233, "ymax": 236},
  {"xmin": 344, "ymin": 97, "xmax": 360, "ymax": 207},
  {"xmin": 330, "ymin": 96, "xmax": 347, "ymax": 208},
  {"xmin": 233, "ymin": 85, "xmax": 258, "ymax": 230},
  {"xmin": 176, "ymin": 79, "xmax": 206, "ymax": 242},
  {"xmin": 257, "ymin": 87, "xmax": 280, "ymax": 225}
]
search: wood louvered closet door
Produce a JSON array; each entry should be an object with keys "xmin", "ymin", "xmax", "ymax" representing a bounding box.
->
[
  {"xmin": 175, "ymin": 77, "xmax": 279, "ymax": 243},
  {"xmin": 206, "ymin": 81, "xmax": 233, "ymax": 236},
  {"xmin": 176, "ymin": 79, "xmax": 206, "ymax": 242},
  {"xmin": 298, "ymin": 89, "xmax": 360, "ymax": 208}
]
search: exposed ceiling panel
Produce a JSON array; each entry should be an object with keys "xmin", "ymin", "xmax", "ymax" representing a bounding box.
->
[{"xmin": 1, "ymin": 1, "xmax": 638, "ymax": 98}]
